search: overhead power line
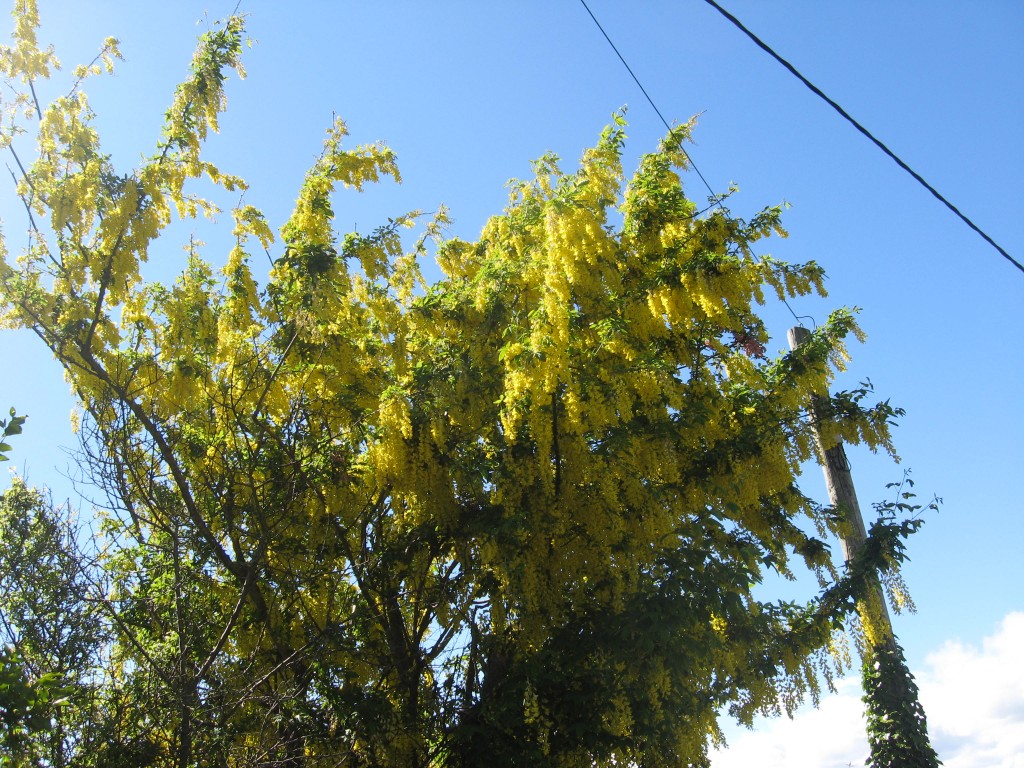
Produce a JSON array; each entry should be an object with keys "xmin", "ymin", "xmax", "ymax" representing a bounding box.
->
[{"xmin": 702, "ymin": 0, "xmax": 1024, "ymax": 276}]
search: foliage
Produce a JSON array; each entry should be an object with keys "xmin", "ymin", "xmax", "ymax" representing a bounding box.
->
[
  {"xmin": 1, "ymin": 415, "xmax": 84, "ymax": 767},
  {"xmin": 0, "ymin": 409, "xmax": 25, "ymax": 462},
  {"xmin": 862, "ymin": 640, "xmax": 941, "ymax": 768},
  {"xmin": 858, "ymin": 478, "xmax": 941, "ymax": 768},
  {"xmin": 0, "ymin": 3, "xmax": 930, "ymax": 766},
  {"xmin": 0, "ymin": 415, "xmax": 46, "ymax": 766},
  {"xmin": 0, "ymin": 480, "xmax": 108, "ymax": 767},
  {"xmin": 0, "ymin": 645, "xmax": 64, "ymax": 765}
]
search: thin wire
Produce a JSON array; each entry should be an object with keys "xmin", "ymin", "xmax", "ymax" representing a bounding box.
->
[
  {"xmin": 702, "ymin": 0, "xmax": 1024, "ymax": 276},
  {"xmin": 578, "ymin": 0, "xmax": 721, "ymax": 209},
  {"xmin": 578, "ymin": 0, "xmax": 807, "ymax": 326}
]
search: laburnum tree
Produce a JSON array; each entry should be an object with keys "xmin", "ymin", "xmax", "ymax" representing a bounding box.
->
[{"xmin": 1, "ymin": 3, "xmax": 929, "ymax": 767}]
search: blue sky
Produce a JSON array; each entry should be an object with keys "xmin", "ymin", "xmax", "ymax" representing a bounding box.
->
[{"xmin": 2, "ymin": 2, "xmax": 1022, "ymax": 765}]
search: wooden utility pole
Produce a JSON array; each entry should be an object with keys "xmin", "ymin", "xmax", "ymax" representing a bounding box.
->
[
  {"xmin": 787, "ymin": 326, "xmax": 893, "ymax": 645},
  {"xmin": 789, "ymin": 326, "xmax": 941, "ymax": 766}
]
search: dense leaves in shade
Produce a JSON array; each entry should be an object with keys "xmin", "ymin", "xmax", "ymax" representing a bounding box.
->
[
  {"xmin": 863, "ymin": 640, "xmax": 941, "ymax": 768},
  {"xmin": 0, "ymin": 480, "xmax": 106, "ymax": 767},
  {"xmin": 856, "ymin": 483, "xmax": 941, "ymax": 768},
  {"xmin": 0, "ymin": 3, "xmax": 927, "ymax": 766}
]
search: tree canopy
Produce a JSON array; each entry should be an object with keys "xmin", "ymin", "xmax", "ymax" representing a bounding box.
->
[{"xmin": 0, "ymin": 4, "xmax": 925, "ymax": 766}]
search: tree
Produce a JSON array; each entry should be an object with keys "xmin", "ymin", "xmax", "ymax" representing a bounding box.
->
[
  {"xmin": 0, "ymin": 3, "xmax": 928, "ymax": 766},
  {"xmin": 2, "ymin": 414, "xmax": 98, "ymax": 768},
  {"xmin": 0, "ymin": 412, "xmax": 66, "ymax": 767},
  {"xmin": 2, "ymin": 412, "xmax": 58, "ymax": 767},
  {"xmin": 0, "ymin": 480, "xmax": 108, "ymax": 768}
]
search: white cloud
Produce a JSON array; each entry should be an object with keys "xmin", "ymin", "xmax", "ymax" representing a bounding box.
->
[
  {"xmin": 920, "ymin": 612, "xmax": 1024, "ymax": 768},
  {"xmin": 710, "ymin": 612, "xmax": 1024, "ymax": 768}
]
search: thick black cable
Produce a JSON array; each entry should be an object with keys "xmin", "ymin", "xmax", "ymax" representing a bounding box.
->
[
  {"xmin": 702, "ymin": 0, "xmax": 1024, "ymax": 276},
  {"xmin": 578, "ymin": 0, "xmax": 721, "ymax": 208}
]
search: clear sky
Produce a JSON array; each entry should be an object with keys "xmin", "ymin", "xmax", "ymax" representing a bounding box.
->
[{"xmin": 2, "ymin": 2, "xmax": 1022, "ymax": 766}]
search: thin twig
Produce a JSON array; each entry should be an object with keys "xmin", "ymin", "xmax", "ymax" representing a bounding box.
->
[
  {"xmin": 28, "ymin": 79, "xmax": 42, "ymax": 120},
  {"xmin": 6, "ymin": 162, "xmax": 41, "ymax": 235}
]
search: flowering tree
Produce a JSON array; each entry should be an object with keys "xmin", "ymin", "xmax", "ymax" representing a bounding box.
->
[{"xmin": 0, "ymin": 3, "xmax": 924, "ymax": 766}]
